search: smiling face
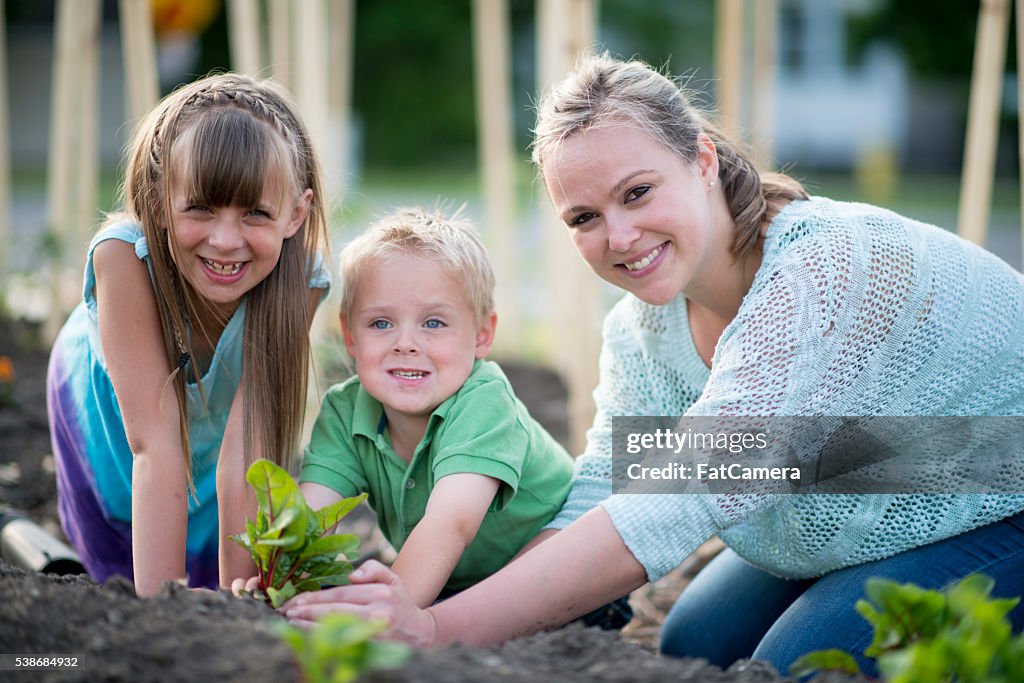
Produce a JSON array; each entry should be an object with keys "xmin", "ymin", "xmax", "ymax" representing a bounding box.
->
[
  {"xmin": 544, "ymin": 123, "xmax": 731, "ymax": 307},
  {"xmin": 342, "ymin": 253, "xmax": 496, "ymax": 431},
  {"xmin": 168, "ymin": 183, "xmax": 310, "ymax": 318},
  {"xmin": 165, "ymin": 107, "xmax": 311, "ymax": 320}
]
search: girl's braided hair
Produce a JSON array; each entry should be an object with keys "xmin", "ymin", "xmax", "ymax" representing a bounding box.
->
[{"xmin": 117, "ymin": 73, "xmax": 329, "ymax": 490}]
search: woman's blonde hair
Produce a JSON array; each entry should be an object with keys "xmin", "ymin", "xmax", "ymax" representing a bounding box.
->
[
  {"xmin": 115, "ymin": 72, "xmax": 329, "ymax": 488},
  {"xmin": 339, "ymin": 207, "xmax": 495, "ymax": 325},
  {"xmin": 531, "ymin": 53, "xmax": 807, "ymax": 256}
]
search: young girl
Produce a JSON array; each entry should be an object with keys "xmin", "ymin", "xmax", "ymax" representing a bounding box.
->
[
  {"xmin": 46, "ymin": 73, "xmax": 331, "ymax": 595},
  {"xmin": 280, "ymin": 53, "xmax": 1024, "ymax": 677}
]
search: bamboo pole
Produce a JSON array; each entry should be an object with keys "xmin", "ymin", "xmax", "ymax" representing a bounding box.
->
[
  {"xmin": 1017, "ymin": 0, "xmax": 1024, "ymax": 268},
  {"xmin": 227, "ymin": 0, "xmax": 263, "ymax": 76},
  {"xmin": 715, "ymin": 0, "xmax": 744, "ymax": 140},
  {"xmin": 48, "ymin": 0, "xmax": 77, "ymax": 260},
  {"xmin": 0, "ymin": 0, "xmax": 9, "ymax": 278},
  {"xmin": 294, "ymin": 0, "xmax": 331, "ymax": 445},
  {"xmin": 750, "ymin": 0, "xmax": 777, "ymax": 170},
  {"xmin": 293, "ymin": 0, "xmax": 328, "ymax": 148},
  {"xmin": 268, "ymin": 0, "xmax": 291, "ymax": 87},
  {"xmin": 75, "ymin": 0, "xmax": 101, "ymax": 266},
  {"xmin": 45, "ymin": 0, "xmax": 83, "ymax": 342},
  {"xmin": 537, "ymin": 0, "xmax": 601, "ymax": 454},
  {"xmin": 958, "ymin": 0, "xmax": 1010, "ymax": 247},
  {"xmin": 119, "ymin": 0, "xmax": 159, "ymax": 124},
  {"xmin": 325, "ymin": 0, "xmax": 355, "ymax": 202},
  {"xmin": 472, "ymin": 0, "xmax": 519, "ymax": 354}
]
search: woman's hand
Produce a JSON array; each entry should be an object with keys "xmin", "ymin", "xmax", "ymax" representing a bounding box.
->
[{"xmin": 280, "ymin": 560, "xmax": 438, "ymax": 647}]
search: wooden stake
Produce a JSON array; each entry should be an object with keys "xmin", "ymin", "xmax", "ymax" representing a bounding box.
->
[
  {"xmin": 48, "ymin": 0, "xmax": 77, "ymax": 254},
  {"xmin": 119, "ymin": 0, "xmax": 159, "ymax": 124},
  {"xmin": 293, "ymin": 0, "xmax": 332, "ymax": 447},
  {"xmin": 325, "ymin": 0, "xmax": 354, "ymax": 202},
  {"xmin": 75, "ymin": 0, "xmax": 101, "ymax": 266},
  {"xmin": 293, "ymin": 0, "xmax": 328, "ymax": 147},
  {"xmin": 751, "ymin": 0, "xmax": 777, "ymax": 170},
  {"xmin": 227, "ymin": 0, "xmax": 263, "ymax": 76},
  {"xmin": 958, "ymin": 0, "xmax": 1010, "ymax": 246},
  {"xmin": 715, "ymin": 0, "xmax": 744, "ymax": 139},
  {"xmin": 0, "ymin": 0, "xmax": 9, "ymax": 278},
  {"xmin": 1017, "ymin": 0, "xmax": 1024, "ymax": 267},
  {"xmin": 268, "ymin": 0, "xmax": 291, "ymax": 87},
  {"xmin": 45, "ymin": 0, "xmax": 82, "ymax": 342},
  {"xmin": 472, "ymin": 0, "xmax": 519, "ymax": 352},
  {"xmin": 537, "ymin": 0, "xmax": 601, "ymax": 454}
]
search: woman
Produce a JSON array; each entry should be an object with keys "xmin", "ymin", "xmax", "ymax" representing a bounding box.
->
[{"xmin": 274, "ymin": 54, "xmax": 1024, "ymax": 675}]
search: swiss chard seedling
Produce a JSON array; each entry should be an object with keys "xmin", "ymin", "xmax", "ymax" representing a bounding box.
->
[
  {"xmin": 231, "ymin": 459, "xmax": 367, "ymax": 608},
  {"xmin": 790, "ymin": 574, "xmax": 1024, "ymax": 682}
]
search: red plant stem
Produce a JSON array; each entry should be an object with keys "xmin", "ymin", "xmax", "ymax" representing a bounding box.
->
[
  {"xmin": 277, "ymin": 557, "xmax": 304, "ymax": 589},
  {"xmin": 265, "ymin": 547, "xmax": 282, "ymax": 590}
]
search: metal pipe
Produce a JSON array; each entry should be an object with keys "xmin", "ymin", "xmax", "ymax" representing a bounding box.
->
[{"xmin": 0, "ymin": 508, "xmax": 84, "ymax": 575}]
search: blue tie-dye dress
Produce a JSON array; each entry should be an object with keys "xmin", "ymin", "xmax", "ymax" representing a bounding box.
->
[{"xmin": 46, "ymin": 220, "xmax": 329, "ymax": 588}]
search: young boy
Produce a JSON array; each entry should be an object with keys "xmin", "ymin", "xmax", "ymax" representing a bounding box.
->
[{"xmin": 300, "ymin": 207, "xmax": 574, "ymax": 607}]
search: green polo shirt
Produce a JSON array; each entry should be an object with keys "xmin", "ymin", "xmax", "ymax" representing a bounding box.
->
[{"xmin": 300, "ymin": 359, "xmax": 574, "ymax": 590}]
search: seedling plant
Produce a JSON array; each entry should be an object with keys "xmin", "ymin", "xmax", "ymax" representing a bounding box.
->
[
  {"xmin": 231, "ymin": 459, "xmax": 367, "ymax": 608},
  {"xmin": 791, "ymin": 574, "xmax": 1024, "ymax": 682},
  {"xmin": 275, "ymin": 613, "xmax": 409, "ymax": 683}
]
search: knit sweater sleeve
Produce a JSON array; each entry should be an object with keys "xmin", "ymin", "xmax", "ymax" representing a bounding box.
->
[
  {"xmin": 601, "ymin": 233, "xmax": 830, "ymax": 581},
  {"xmin": 546, "ymin": 296, "xmax": 708, "ymax": 530}
]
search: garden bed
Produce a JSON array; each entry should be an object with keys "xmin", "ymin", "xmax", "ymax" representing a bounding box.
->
[
  {"xmin": 2, "ymin": 563, "xmax": 874, "ymax": 683},
  {"xmin": 0, "ymin": 315, "xmax": 869, "ymax": 682}
]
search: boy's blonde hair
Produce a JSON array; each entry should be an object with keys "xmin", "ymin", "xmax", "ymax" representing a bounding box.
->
[{"xmin": 339, "ymin": 208, "xmax": 495, "ymax": 325}]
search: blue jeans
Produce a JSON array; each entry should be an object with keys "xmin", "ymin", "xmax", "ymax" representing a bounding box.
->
[{"xmin": 659, "ymin": 510, "xmax": 1024, "ymax": 677}]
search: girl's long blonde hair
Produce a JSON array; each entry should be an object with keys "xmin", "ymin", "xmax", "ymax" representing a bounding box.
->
[
  {"xmin": 116, "ymin": 73, "xmax": 329, "ymax": 489},
  {"xmin": 532, "ymin": 53, "xmax": 808, "ymax": 257}
]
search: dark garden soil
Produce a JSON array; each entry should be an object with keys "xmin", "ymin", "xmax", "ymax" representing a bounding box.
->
[{"xmin": 0, "ymin": 315, "xmax": 865, "ymax": 682}]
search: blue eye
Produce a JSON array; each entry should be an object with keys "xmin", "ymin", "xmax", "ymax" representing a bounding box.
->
[
  {"xmin": 370, "ymin": 319, "xmax": 392, "ymax": 330},
  {"xmin": 247, "ymin": 209, "xmax": 272, "ymax": 219},
  {"xmin": 424, "ymin": 319, "xmax": 445, "ymax": 329}
]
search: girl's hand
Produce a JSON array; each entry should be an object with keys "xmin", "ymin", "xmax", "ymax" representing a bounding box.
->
[
  {"xmin": 230, "ymin": 575, "xmax": 260, "ymax": 597},
  {"xmin": 280, "ymin": 560, "xmax": 438, "ymax": 647}
]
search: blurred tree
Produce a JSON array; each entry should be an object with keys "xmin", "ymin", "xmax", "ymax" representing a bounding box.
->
[
  {"xmin": 848, "ymin": 0, "xmax": 1015, "ymax": 77},
  {"xmin": 354, "ymin": 0, "xmax": 477, "ymax": 168}
]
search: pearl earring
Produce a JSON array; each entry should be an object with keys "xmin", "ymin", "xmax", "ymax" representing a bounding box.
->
[{"xmin": 708, "ymin": 180, "xmax": 715, "ymax": 188}]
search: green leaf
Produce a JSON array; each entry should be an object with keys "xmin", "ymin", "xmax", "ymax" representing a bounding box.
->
[
  {"xmin": 274, "ymin": 613, "xmax": 410, "ymax": 683},
  {"xmin": 295, "ymin": 570, "xmax": 352, "ymax": 593},
  {"xmin": 301, "ymin": 533, "xmax": 361, "ymax": 562},
  {"xmin": 800, "ymin": 574, "xmax": 1024, "ymax": 683},
  {"xmin": 235, "ymin": 459, "xmax": 369, "ymax": 609},
  {"xmin": 246, "ymin": 460, "xmax": 307, "ymax": 538},
  {"xmin": 315, "ymin": 493, "xmax": 368, "ymax": 532},
  {"xmin": 256, "ymin": 532, "xmax": 302, "ymax": 548},
  {"xmin": 363, "ymin": 640, "xmax": 411, "ymax": 670},
  {"xmin": 789, "ymin": 649, "xmax": 861, "ymax": 677},
  {"xmin": 267, "ymin": 580, "xmax": 298, "ymax": 609}
]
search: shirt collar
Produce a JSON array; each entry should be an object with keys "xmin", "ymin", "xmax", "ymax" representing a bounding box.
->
[{"xmin": 348, "ymin": 359, "xmax": 485, "ymax": 441}]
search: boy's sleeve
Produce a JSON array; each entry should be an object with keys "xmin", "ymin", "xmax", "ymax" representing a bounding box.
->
[
  {"xmin": 432, "ymin": 379, "xmax": 529, "ymax": 511},
  {"xmin": 300, "ymin": 391, "xmax": 366, "ymax": 499}
]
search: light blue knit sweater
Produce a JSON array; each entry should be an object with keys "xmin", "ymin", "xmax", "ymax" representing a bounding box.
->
[{"xmin": 548, "ymin": 196, "xmax": 1024, "ymax": 581}]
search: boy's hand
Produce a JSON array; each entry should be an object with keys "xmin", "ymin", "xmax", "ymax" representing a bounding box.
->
[{"xmin": 230, "ymin": 575, "xmax": 260, "ymax": 597}]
